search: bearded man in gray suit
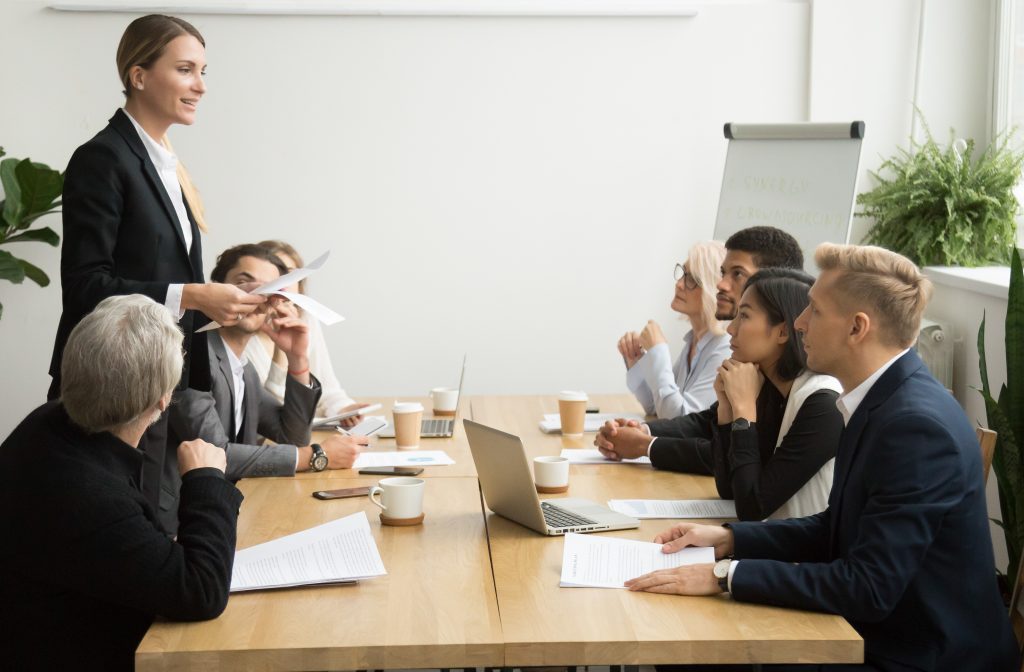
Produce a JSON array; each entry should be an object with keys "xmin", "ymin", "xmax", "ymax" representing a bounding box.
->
[{"xmin": 162, "ymin": 244, "xmax": 367, "ymax": 534}]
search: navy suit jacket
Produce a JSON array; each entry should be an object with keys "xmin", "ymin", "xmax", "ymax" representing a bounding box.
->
[
  {"xmin": 49, "ymin": 109, "xmax": 209, "ymax": 397},
  {"xmin": 728, "ymin": 350, "xmax": 1017, "ymax": 671}
]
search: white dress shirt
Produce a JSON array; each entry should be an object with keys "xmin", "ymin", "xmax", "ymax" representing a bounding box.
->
[
  {"xmin": 123, "ymin": 109, "xmax": 192, "ymax": 319},
  {"xmin": 222, "ymin": 343, "xmax": 247, "ymax": 439},
  {"xmin": 726, "ymin": 348, "xmax": 910, "ymax": 592},
  {"xmin": 836, "ymin": 348, "xmax": 911, "ymax": 426},
  {"xmin": 626, "ymin": 330, "xmax": 732, "ymax": 419}
]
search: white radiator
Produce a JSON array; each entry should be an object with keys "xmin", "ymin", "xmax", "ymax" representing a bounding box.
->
[{"xmin": 915, "ymin": 318, "xmax": 954, "ymax": 390}]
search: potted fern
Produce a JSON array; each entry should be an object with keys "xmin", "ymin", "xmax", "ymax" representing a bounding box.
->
[
  {"xmin": 0, "ymin": 146, "xmax": 63, "ymax": 318},
  {"xmin": 858, "ymin": 120, "xmax": 1023, "ymax": 267},
  {"xmin": 978, "ymin": 247, "xmax": 1024, "ymax": 582}
]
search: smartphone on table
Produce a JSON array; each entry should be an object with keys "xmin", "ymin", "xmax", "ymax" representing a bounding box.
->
[
  {"xmin": 312, "ymin": 486, "xmax": 372, "ymax": 500},
  {"xmin": 357, "ymin": 467, "xmax": 424, "ymax": 476}
]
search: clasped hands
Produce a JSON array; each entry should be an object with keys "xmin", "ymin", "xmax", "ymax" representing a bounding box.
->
[
  {"xmin": 617, "ymin": 320, "xmax": 667, "ymax": 369},
  {"xmin": 623, "ymin": 522, "xmax": 735, "ymax": 596},
  {"xmin": 714, "ymin": 359, "xmax": 763, "ymax": 424}
]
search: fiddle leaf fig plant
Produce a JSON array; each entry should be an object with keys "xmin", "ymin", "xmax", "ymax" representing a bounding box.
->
[{"xmin": 0, "ymin": 146, "xmax": 64, "ymax": 319}]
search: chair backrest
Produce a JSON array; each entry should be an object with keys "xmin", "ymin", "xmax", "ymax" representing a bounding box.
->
[
  {"xmin": 1010, "ymin": 554, "xmax": 1024, "ymax": 667},
  {"xmin": 978, "ymin": 427, "xmax": 997, "ymax": 484}
]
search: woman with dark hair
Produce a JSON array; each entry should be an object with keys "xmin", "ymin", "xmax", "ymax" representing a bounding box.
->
[
  {"xmin": 595, "ymin": 268, "xmax": 844, "ymax": 520},
  {"xmin": 50, "ymin": 15, "xmax": 265, "ymax": 518}
]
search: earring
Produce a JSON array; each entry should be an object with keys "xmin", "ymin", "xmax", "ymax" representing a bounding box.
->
[{"xmin": 136, "ymin": 82, "xmax": 144, "ymax": 90}]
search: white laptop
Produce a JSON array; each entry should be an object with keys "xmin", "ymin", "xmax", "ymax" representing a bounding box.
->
[
  {"xmin": 463, "ymin": 419, "xmax": 639, "ymax": 536},
  {"xmin": 378, "ymin": 356, "xmax": 466, "ymax": 439}
]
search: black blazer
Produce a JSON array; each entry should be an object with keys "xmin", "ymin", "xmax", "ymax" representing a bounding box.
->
[
  {"xmin": 49, "ymin": 108, "xmax": 209, "ymax": 397},
  {"xmin": 728, "ymin": 350, "xmax": 1018, "ymax": 671},
  {"xmin": 0, "ymin": 402, "xmax": 242, "ymax": 670}
]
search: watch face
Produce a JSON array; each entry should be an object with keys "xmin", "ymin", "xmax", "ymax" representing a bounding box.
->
[
  {"xmin": 713, "ymin": 559, "xmax": 730, "ymax": 579},
  {"xmin": 313, "ymin": 454, "xmax": 329, "ymax": 471}
]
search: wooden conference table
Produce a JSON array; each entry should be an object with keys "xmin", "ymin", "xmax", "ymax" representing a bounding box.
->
[{"xmin": 136, "ymin": 395, "xmax": 862, "ymax": 670}]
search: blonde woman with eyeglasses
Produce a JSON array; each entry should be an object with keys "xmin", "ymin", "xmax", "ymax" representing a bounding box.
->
[{"xmin": 617, "ymin": 241, "xmax": 731, "ymax": 418}]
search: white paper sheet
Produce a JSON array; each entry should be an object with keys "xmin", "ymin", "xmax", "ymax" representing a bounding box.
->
[
  {"xmin": 559, "ymin": 532, "xmax": 716, "ymax": 588},
  {"xmin": 272, "ymin": 290, "xmax": 344, "ymax": 325},
  {"xmin": 254, "ymin": 250, "xmax": 330, "ymax": 295},
  {"xmin": 230, "ymin": 511, "xmax": 386, "ymax": 592},
  {"xmin": 353, "ymin": 450, "xmax": 455, "ymax": 468},
  {"xmin": 539, "ymin": 412, "xmax": 645, "ymax": 434},
  {"xmin": 608, "ymin": 499, "xmax": 737, "ymax": 519},
  {"xmin": 197, "ymin": 250, "xmax": 343, "ymax": 332},
  {"xmin": 560, "ymin": 449, "xmax": 651, "ymax": 465}
]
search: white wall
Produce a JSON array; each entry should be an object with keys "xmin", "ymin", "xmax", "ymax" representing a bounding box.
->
[
  {"xmin": 924, "ymin": 270, "xmax": 1010, "ymax": 571},
  {"xmin": 0, "ymin": 0, "xmax": 996, "ymax": 439}
]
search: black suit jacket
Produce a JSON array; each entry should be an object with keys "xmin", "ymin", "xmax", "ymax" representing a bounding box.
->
[
  {"xmin": 728, "ymin": 350, "xmax": 1018, "ymax": 671},
  {"xmin": 0, "ymin": 402, "xmax": 242, "ymax": 671},
  {"xmin": 49, "ymin": 108, "xmax": 209, "ymax": 397}
]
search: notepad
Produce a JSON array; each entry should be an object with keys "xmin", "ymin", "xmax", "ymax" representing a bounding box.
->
[
  {"xmin": 539, "ymin": 413, "xmax": 645, "ymax": 434},
  {"xmin": 353, "ymin": 450, "xmax": 455, "ymax": 468},
  {"xmin": 560, "ymin": 448, "xmax": 651, "ymax": 465},
  {"xmin": 230, "ymin": 511, "xmax": 386, "ymax": 592},
  {"xmin": 608, "ymin": 499, "xmax": 737, "ymax": 519},
  {"xmin": 559, "ymin": 532, "xmax": 715, "ymax": 588}
]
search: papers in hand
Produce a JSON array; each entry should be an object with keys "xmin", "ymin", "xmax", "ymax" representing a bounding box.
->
[
  {"xmin": 608, "ymin": 499, "xmax": 737, "ymax": 519},
  {"xmin": 353, "ymin": 450, "xmax": 455, "ymax": 468},
  {"xmin": 560, "ymin": 448, "xmax": 651, "ymax": 465},
  {"xmin": 539, "ymin": 412, "xmax": 645, "ymax": 434},
  {"xmin": 197, "ymin": 250, "xmax": 344, "ymax": 333},
  {"xmin": 230, "ymin": 511, "xmax": 386, "ymax": 592},
  {"xmin": 559, "ymin": 532, "xmax": 715, "ymax": 588}
]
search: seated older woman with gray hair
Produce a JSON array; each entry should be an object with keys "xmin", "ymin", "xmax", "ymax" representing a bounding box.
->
[{"xmin": 0, "ymin": 295, "xmax": 242, "ymax": 670}]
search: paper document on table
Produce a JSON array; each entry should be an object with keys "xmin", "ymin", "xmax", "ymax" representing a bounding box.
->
[
  {"xmin": 608, "ymin": 499, "xmax": 737, "ymax": 519},
  {"xmin": 559, "ymin": 532, "xmax": 715, "ymax": 588},
  {"xmin": 230, "ymin": 511, "xmax": 386, "ymax": 592},
  {"xmin": 197, "ymin": 250, "xmax": 343, "ymax": 332},
  {"xmin": 560, "ymin": 449, "xmax": 651, "ymax": 465},
  {"xmin": 353, "ymin": 450, "xmax": 455, "ymax": 468},
  {"xmin": 539, "ymin": 412, "xmax": 645, "ymax": 434}
]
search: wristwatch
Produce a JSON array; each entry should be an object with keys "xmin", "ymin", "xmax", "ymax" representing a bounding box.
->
[
  {"xmin": 309, "ymin": 443, "xmax": 328, "ymax": 472},
  {"xmin": 731, "ymin": 417, "xmax": 752, "ymax": 432},
  {"xmin": 713, "ymin": 558, "xmax": 732, "ymax": 592}
]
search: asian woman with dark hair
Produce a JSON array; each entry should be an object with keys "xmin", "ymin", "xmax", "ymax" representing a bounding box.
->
[{"xmin": 596, "ymin": 269, "xmax": 845, "ymax": 520}]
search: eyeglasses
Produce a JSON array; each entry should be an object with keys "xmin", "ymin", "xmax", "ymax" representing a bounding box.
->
[{"xmin": 673, "ymin": 263, "xmax": 701, "ymax": 290}]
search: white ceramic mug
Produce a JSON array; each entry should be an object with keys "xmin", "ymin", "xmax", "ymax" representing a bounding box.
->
[
  {"xmin": 558, "ymin": 390, "xmax": 588, "ymax": 437},
  {"xmin": 368, "ymin": 477, "xmax": 425, "ymax": 520},
  {"xmin": 430, "ymin": 387, "xmax": 459, "ymax": 416},
  {"xmin": 533, "ymin": 456, "xmax": 570, "ymax": 490},
  {"xmin": 392, "ymin": 401, "xmax": 424, "ymax": 449}
]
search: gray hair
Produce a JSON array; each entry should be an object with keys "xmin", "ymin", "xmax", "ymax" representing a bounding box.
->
[{"xmin": 61, "ymin": 294, "xmax": 184, "ymax": 433}]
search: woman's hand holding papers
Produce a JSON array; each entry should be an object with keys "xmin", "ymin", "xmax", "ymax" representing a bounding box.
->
[
  {"xmin": 183, "ymin": 282, "xmax": 266, "ymax": 326},
  {"xmin": 595, "ymin": 419, "xmax": 650, "ymax": 460},
  {"xmin": 624, "ymin": 523, "xmax": 735, "ymax": 596}
]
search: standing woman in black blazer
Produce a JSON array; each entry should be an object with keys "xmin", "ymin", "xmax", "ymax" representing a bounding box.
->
[{"xmin": 50, "ymin": 15, "xmax": 264, "ymax": 517}]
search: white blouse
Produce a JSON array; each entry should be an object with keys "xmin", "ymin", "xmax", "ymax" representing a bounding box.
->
[{"xmin": 626, "ymin": 330, "xmax": 732, "ymax": 419}]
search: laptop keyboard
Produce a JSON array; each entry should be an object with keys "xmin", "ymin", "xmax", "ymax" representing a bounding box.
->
[
  {"xmin": 541, "ymin": 501, "xmax": 598, "ymax": 529},
  {"xmin": 422, "ymin": 418, "xmax": 453, "ymax": 435}
]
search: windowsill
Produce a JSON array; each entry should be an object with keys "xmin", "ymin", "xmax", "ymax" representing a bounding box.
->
[{"xmin": 923, "ymin": 265, "xmax": 1010, "ymax": 300}]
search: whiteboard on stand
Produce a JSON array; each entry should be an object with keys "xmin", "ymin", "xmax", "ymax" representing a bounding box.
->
[{"xmin": 712, "ymin": 121, "xmax": 865, "ymax": 274}]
